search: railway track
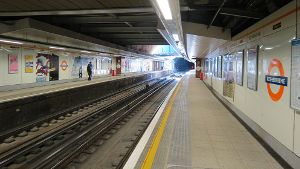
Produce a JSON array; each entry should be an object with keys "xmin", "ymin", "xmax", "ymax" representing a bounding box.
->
[{"xmin": 0, "ymin": 77, "xmax": 176, "ymax": 169}]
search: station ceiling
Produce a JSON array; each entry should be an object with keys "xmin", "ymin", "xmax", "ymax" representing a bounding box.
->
[{"xmin": 0, "ymin": 0, "xmax": 292, "ymax": 56}]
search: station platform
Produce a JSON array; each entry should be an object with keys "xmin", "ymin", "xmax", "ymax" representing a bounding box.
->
[
  {"xmin": 126, "ymin": 73, "xmax": 284, "ymax": 169},
  {"xmin": 0, "ymin": 73, "xmax": 141, "ymax": 103}
]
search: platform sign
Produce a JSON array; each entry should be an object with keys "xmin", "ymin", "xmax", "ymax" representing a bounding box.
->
[
  {"xmin": 291, "ymin": 40, "xmax": 300, "ymax": 110},
  {"xmin": 60, "ymin": 60, "xmax": 68, "ymax": 71},
  {"xmin": 265, "ymin": 59, "xmax": 288, "ymax": 102}
]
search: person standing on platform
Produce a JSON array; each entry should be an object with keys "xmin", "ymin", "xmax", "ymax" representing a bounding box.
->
[
  {"xmin": 87, "ymin": 62, "xmax": 92, "ymax": 81},
  {"xmin": 79, "ymin": 66, "xmax": 82, "ymax": 78}
]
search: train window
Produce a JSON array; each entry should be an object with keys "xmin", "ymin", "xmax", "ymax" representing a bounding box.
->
[
  {"xmin": 247, "ymin": 46, "xmax": 259, "ymax": 91},
  {"xmin": 236, "ymin": 50, "xmax": 244, "ymax": 86}
]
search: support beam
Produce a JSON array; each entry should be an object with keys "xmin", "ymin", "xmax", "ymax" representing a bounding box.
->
[
  {"xmin": 0, "ymin": 8, "xmax": 155, "ymax": 16},
  {"xmin": 124, "ymin": 41, "xmax": 169, "ymax": 45},
  {"xmin": 0, "ymin": 7, "xmax": 191, "ymax": 17},
  {"xmin": 81, "ymin": 27, "xmax": 157, "ymax": 33},
  {"xmin": 118, "ymin": 39, "xmax": 166, "ymax": 42},
  {"xmin": 183, "ymin": 21, "xmax": 231, "ymax": 40},
  {"xmin": 52, "ymin": 16, "xmax": 157, "ymax": 24},
  {"xmin": 186, "ymin": 5, "xmax": 264, "ymax": 19},
  {"xmin": 208, "ymin": 0, "xmax": 225, "ymax": 28},
  {"xmin": 98, "ymin": 34, "xmax": 162, "ymax": 39},
  {"xmin": 220, "ymin": 8, "xmax": 264, "ymax": 19}
]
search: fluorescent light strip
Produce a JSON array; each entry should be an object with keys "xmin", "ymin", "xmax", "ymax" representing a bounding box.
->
[
  {"xmin": 0, "ymin": 39, "xmax": 23, "ymax": 44},
  {"xmin": 81, "ymin": 50, "xmax": 91, "ymax": 53},
  {"xmin": 156, "ymin": 0, "xmax": 172, "ymax": 20},
  {"xmin": 49, "ymin": 46, "xmax": 65, "ymax": 50}
]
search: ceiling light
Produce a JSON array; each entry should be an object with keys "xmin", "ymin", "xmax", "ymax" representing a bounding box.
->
[
  {"xmin": 81, "ymin": 50, "xmax": 91, "ymax": 53},
  {"xmin": 49, "ymin": 46, "xmax": 65, "ymax": 50},
  {"xmin": 0, "ymin": 39, "xmax": 23, "ymax": 45},
  {"xmin": 265, "ymin": 47, "xmax": 273, "ymax": 50},
  {"xmin": 156, "ymin": 0, "xmax": 172, "ymax": 20},
  {"xmin": 173, "ymin": 34, "xmax": 179, "ymax": 42}
]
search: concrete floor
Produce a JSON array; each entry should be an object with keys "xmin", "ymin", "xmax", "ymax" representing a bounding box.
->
[{"xmin": 135, "ymin": 74, "xmax": 283, "ymax": 169}]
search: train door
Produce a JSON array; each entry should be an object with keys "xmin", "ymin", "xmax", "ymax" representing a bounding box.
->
[{"xmin": 49, "ymin": 54, "xmax": 59, "ymax": 81}]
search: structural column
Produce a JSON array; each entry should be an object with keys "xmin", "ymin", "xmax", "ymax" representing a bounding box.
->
[
  {"xmin": 116, "ymin": 57, "xmax": 122, "ymax": 75},
  {"xmin": 195, "ymin": 58, "xmax": 201, "ymax": 78}
]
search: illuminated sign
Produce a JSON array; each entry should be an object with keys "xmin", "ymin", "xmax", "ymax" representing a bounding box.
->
[
  {"xmin": 265, "ymin": 59, "xmax": 288, "ymax": 101},
  {"xmin": 265, "ymin": 75, "xmax": 288, "ymax": 86},
  {"xmin": 60, "ymin": 60, "xmax": 68, "ymax": 71}
]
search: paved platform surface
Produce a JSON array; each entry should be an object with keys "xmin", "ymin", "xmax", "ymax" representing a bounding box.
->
[
  {"xmin": 0, "ymin": 73, "xmax": 142, "ymax": 103},
  {"xmin": 135, "ymin": 74, "xmax": 283, "ymax": 169}
]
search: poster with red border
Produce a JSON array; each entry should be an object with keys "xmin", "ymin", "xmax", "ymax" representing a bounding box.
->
[{"xmin": 8, "ymin": 54, "xmax": 18, "ymax": 74}]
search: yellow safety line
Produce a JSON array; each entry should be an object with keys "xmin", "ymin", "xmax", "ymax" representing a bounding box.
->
[{"xmin": 141, "ymin": 79, "xmax": 183, "ymax": 169}]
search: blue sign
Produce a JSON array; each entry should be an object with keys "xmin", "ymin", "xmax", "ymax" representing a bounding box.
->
[
  {"xmin": 292, "ymin": 39, "xmax": 300, "ymax": 46},
  {"xmin": 152, "ymin": 45, "xmax": 178, "ymax": 56},
  {"xmin": 265, "ymin": 75, "xmax": 288, "ymax": 86}
]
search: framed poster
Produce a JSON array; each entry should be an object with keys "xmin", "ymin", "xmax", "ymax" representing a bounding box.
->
[
  {"xmin": 217, "ymin": 56, "xmax": 222, "ymax": 78},
  {"xmin": 223, "ymin": 55, "xmax": 235, "ymax": 99},
  {"xmin": 223, "ymin": 55, "xmax": 228, "ymax": 78},
  {"xmin": 205, "ymin": 59, "xmax": 209, "ymax": 77},
  {"xmin": 236, "ymin": 50, "xmax": 244, "ymax": 86},
  {"xmin": 247, "ymin": 46, "xmax": 258, "ymax": 90},
  {"xmin": 8, "ymin": 54, "xmax": 18, "ymax": 73},
  {"xmin": 25, "ymin": 56, "xmax": 34, "ymax": 73},
  {"xmin": 210, "ymin": 58, "xmax": 213, "ymax": 75},
  {"xmin": 36, "ymin": 53, "xmax": 50, "ymax": 82},
  {"xmin": 291, "ymin": 40, "xmax": 300, "ymax": 110},
  {"xmin": 214, "ymin": 57, "xmax": 218, "ymax": 77}
]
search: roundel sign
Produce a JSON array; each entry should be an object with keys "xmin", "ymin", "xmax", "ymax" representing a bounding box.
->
[
  {"xmin": 60, "ymin": 60, "xmax": 69, "ymax": 71},
  {"xmin": 265, "ymin": 59, "xmax": 288, "ymax": 101}
]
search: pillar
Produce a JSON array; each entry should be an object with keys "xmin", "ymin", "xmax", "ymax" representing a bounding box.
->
[
  {"xmin": 116, "ymin": 57, "xmax": 122, "ymax": 75},
  {"xmin": 112, "ymin": 57, "xmax": 117, "ymax": 72},
  {"xmin": 196, "ymin": 58, "xmax": 201, "ymax": 78}
]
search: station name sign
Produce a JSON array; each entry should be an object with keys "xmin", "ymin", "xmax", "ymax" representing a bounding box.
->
[{"xmin": 265, "ymin": 75, "xmax": 288, "ymax": 86}]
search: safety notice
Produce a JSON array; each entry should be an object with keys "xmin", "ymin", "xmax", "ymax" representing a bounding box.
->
[{"xmin": 291, "ymin": 40, "xmax": 300, "ymax": 110}]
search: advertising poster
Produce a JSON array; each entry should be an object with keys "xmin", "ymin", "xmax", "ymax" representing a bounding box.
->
[
  {"xmin": 217, "ymin": 56, "xmax": 222, "ymax": 78},
  {"xmin": 210, "ymin": 58, "xmax": 213, "ymax": 75},
  {"xmin": 223, "ymin": 55, "xmax": 235, "ymax": 99},
  {"xmin": 36, "ymin": 54, "xmax": 50, "ymax": 82},
  {"xmin": 247, "ymin": 46, "xmax": 258, "ymax": 90},
  {"xmin": 72, "ymin": 56, "xmax": 82, "ymax": 78},
  {"xmin": 214, "ymin": 57, "xmax": 218, "ymax": 77},
  {"xmin": 25, "ymin": 56, "xmax": 34, "ymax": 73},
  {"xmin": 291, "ymin": 40, "xmax": 300, "ymax": 110},
  {"xmin": 205, "ymin": 59, "xmax": 209, "ymax": 77},
  {"xmin": 236, "ymin": 50, "xmax": 244, "ymax": 86},
  {"xmin": 8, "ymin": 54, "xmax": 18, "ymax": 73}
]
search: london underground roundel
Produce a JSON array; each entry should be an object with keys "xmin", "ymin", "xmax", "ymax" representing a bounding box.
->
[
  {"xmin": 60, "ymin": 60, "xmax": 68, "ymax": 71},
  {"xmin": 265, "ymin": 59, "xmax": 288, "ymax": 101}
]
